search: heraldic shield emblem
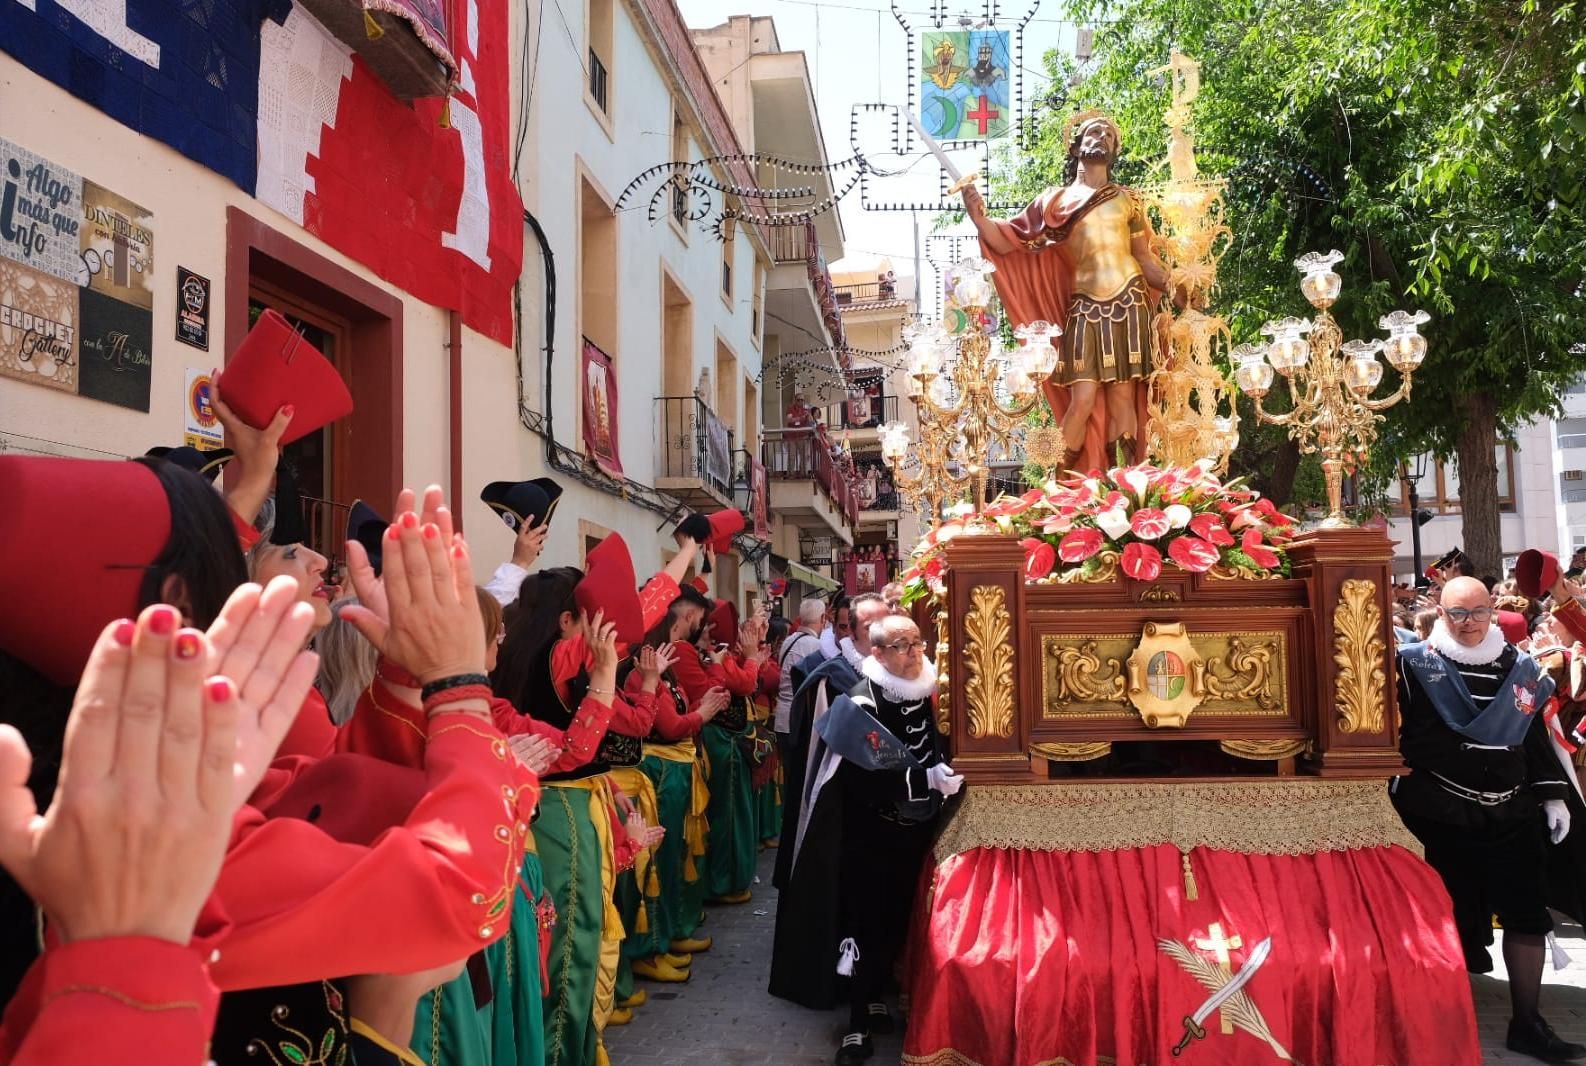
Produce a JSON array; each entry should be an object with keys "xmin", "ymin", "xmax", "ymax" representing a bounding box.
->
[{"xmin": 1126, "ymin": 621, "xmax": 1208, "ymax": 728}]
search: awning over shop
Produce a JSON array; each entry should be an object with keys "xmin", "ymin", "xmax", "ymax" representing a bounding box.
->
[{"xmin": 777, "ymin": 556, "xmax": 840, "ymax": 593}]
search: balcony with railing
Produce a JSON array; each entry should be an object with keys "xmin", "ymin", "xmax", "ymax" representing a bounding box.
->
[
  {"xmin": 656, "ymin": 395, "xmax": 736, "ymax": 509},
  {"xmin": 835, "ymin": 280, "xmax": 904, "ymax": 306},
  {"xmin": 821, "ymin": 393, "xmax": 900, "ymax": 432},
  {"xmin": 762, "ymin": 428, "xmax": 856, "ymax": 542}
]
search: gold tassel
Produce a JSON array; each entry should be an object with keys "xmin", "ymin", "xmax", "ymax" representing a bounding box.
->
[
  {"xmin": 439, "ymin": 97, "xmax": 452, "ymax": 129},
  {"xmin": 1182, "ymin": 851, "xmax": 1199, "ymax": 902},
  {"xmin": 362, "ymin": 9, "xmax": 384, "ymax": 39}
]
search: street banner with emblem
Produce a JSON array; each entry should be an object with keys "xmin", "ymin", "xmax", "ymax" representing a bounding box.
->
[{"xmin": 919, "ymin": 30, "xmax": 1010, "ymax": 141}]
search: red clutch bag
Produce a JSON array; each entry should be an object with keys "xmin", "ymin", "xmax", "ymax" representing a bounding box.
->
[{"xmin": 217, "ymin": 308, "xmax": 353, "ymax": 445}]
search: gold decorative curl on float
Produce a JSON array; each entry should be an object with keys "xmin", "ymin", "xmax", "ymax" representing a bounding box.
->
[
  {"xmin": 1204, "ymin": 637, "xmax": 1280, "ymax": 708},
  {"xmin": 1207, "ymin": 563, "xmax": 1281, "ymax": 581},
  {"xmin": 1139, "ymin": 585, "xmax": 1181, "ymax": 603},
  {"xmin": 1031, "ymin": 741, "xmax": 1114, "ymax": 763},
  {"xmin": 933, "ymin": 604, "xmax": 953, "ymax": 736},
  {"xmin": 1333, "ymin": 578, "xmax": 1386, "ymax": 734},
  {"xmin": 1056, "ymin": 548, "xmax": 1121, "ymax": 583},
  {"xmin": 1048, "ymin": 641, "xmax": 1128, "ymax": 708},
  {"xmin": 963, "ymin": 586, "xmax": 1016, "ymax": 739},
  {"xmin": 1220, "ymin": 738, "xmax": 1309, "ymax": 761}
]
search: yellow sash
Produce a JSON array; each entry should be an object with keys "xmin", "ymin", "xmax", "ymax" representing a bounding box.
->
[
  {"xmin": 605, "ymin": 766, "xmax": 662, "ymax": 932},
  {"xmin": 684, "ymin": 748, "xmax": 711, "ymax": 882}
]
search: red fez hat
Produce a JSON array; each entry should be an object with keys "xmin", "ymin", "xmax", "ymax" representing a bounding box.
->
[
  {"xmin": 217, "ymin": 308, "xmax": 353, "ymax": 446},
  {"xmin": 0, "ymin": 458, "xmax": 171, "ymax": 686},
  {"xmin": 688, "ymin": 575, "xmax": 711, "ymax": 596},
  {"xmin": 1516, "ymin": 549, "xmax": 1561, "ymax": 599},
  {"xmin": 574, "ymin": 533, "xmax": 645, "ymax": 645},
  {"xmin": 260, "ymin": 753, "xmax": 427, "ymax": 845},
  {"xmin": 708, "ymin": 599, "xmax": 740, "ymax": 646},
  {"xmin": 706, "ymin": 509, "xmax": 745, "ymax": 554}
]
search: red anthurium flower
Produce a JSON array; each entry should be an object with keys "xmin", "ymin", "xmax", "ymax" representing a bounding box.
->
[
  {"xmin": 1039, "ymin": 513, "xmax": 1075, "ymax": 536},
  {"xmin": 1058, "ymin": 526, "xmax": 1104, "ymax": 563},
  {"xmin": 1130, "ymin": 507, "xmax": 1171, "ymax": 540},
  {"xmin": 1241, "ymin": 527, "xmax": 1281, "ymax": 568},
  {"xmin": 1228, "ymin": 508, "xmax": 1262, "ymax": 532},
  {"xmin": 1168, "ymin": 535, "xmax": 1220, "ymax": 573},
  {"xmin": 1121, "ymin": 542, "xmax": 1163, "ymax": 581},
  {"xmin": 1021, "ymin": 537, "xmax": 1057, "ymax": 581},
  {"xmin": 1189, "ymin": 513, "xmax": 1236, "ymax": 547}
]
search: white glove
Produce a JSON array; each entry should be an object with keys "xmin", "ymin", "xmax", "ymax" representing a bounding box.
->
[
  {"xmin": 1544, "ymin": 799, "xmax": 1571, "ymax": 845},
  {"xmin": 926, "ymin": 762, "xmax": 965, "ymax": 797}
]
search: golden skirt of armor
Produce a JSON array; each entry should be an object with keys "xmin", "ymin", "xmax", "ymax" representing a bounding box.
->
[{"xmin": 1056, "ymin": 274, "xmax": 1152, "ymax": 385}]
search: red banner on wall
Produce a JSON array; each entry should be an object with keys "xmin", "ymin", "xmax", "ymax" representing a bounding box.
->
[
  {"xmin": 752, "ymin": 455, "xmax": 770, "ymax": 537},
  {"xmin": 582, "ymin": 339, "xmax": 623, "ymax": 477}
]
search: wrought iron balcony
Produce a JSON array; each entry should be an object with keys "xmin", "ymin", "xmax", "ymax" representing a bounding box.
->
[{"xmin": 657, "ymin": 395, "xmax": 736, "ymax": 507}]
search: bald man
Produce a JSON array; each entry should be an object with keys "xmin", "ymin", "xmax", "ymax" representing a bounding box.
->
[{"xmin": 1393, "ymin": 576, "xmax": 1583, "ymax": 1063}]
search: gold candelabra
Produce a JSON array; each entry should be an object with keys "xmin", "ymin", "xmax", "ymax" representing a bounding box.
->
[
  {"xmin": 879, "ymin": 259, "xmax": 1057, "ymax": 514},
  {"xmin": 1232, "ymin": 249, "xmax": 1429, "ymax": 527},
  {"xmin": 1143, "ymin": 52, "xmax": 1240, "ymax": 472}
]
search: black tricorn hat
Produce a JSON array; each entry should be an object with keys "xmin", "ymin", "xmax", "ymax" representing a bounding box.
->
[
  {"xmin": 347, "ymin": 499, "xmax": 388, "ymax": 576},
  {"xmin": 481, "ymin": 477, "xmax": 563, "ymax": 532},
  {"xmin": 144, "ymin": 445, "xmax": 235, "ymax": 483}
]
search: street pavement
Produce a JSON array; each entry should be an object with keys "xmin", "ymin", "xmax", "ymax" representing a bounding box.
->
[{"xmin": 605, "ymin": 847, "xmax": 1586, "ymax": 1065}]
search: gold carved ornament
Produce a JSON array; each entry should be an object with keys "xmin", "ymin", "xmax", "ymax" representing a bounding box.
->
[
  {"xmin": 1031, "ymin": 741, "xmax": 1113, "ymax": 762},
  {"xmin": 1139, "ymin": 585, "xmax": 1181, "ymax": 603},
  {"xmin": 1220, "ymin": 738, "xmax": 1308, "ymax": 761},
  {"xmin": 963, "ymin": 585, "xmax": 1016, "ymax": 739},
  {"xmin": 1333, "ymin": 578, "xmax": 1387, "ymax": 734},
  {"xmin": 1125, "ymin": 622, "xmax": 1208, "ymax": 728},
  {"xmin": 933, "ymin": 604, "xmax": 952, "ymax": 736},
  {"xmin": 1049, "ymin": 641, "xmax": 1127, "ymax": 708},
  {"xmin": 1056, "ymin": 549, "xmax": 1120, "ymax": 583},
  {"xmin": 1204, "ymin": 637, "xmax": 1279, "ymax": 709},
  {"xmin": 1207, "ymin": 563, "xmax": 1281, "ymax": 581}
]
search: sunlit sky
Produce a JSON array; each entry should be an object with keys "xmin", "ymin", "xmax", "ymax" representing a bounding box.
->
[{"xmin": 677, "ymin": 0, "xmax": 1083, "ymax": 293}]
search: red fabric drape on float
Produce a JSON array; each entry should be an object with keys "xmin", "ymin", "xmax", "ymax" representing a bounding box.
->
[{"xmin": 904, "ymin": 843, "xmax": 1479, "ymax": 1066}]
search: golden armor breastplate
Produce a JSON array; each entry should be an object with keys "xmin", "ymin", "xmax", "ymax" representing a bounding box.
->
[{"xmin": 1059, "ymin": 195, "xmax": 1143, "ymax": 302}]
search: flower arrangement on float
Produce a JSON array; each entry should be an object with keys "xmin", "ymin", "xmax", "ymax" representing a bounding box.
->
[{"xmin": 897, "ymin": 461, "xmax": 1298, "ymax": 607}]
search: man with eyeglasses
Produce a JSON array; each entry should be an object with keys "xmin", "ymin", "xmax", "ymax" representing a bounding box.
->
[
  {"xmin": 769, "ymin": 615, "xmax": 961, "ymax": 1065},
  {"xmin": 1392, "ymin": 576, "xmax": 1582, "ymax": 1063}
]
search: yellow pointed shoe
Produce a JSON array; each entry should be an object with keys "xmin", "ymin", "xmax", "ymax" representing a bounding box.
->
[
  {"xmin": 606, "ymin": 1006, "xmax": 634, "ymax": 1026},
  {"xmin": 708, "ymin": 889, "xmax": 752, "ymax": 905},
  {"xmin": 670, "ymin": 936, "xmax": 712, "ymax": 954},
  {"xmin": 631, "ymin": 957, "xmax": 690, "ymax": 983},
  {"xmin": 659, "ymin": 952, "xmax": 691, "ymax": 969},
  {"xmin": 618, "ymin": 988, "xmax": 648, "ymax": 1009}
]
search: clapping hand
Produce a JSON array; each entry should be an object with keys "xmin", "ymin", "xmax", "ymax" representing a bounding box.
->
[
  {"xmin": 637, "ymin": 643, "xmax": 677, "ymax": 685},
  {"xmin": 0, "ymin": 591, "xmax": 317, "ymax": 946},
  {"xmin": 583, "ymin": 611, "xmax": 620, "ymax": 675},
  {"xmin": 618, "ymin": 795, "xmax": 665, "ymax": 849},
  {"xmin": 696, "ymin": 687, "xmax": 730, "ymax": 722},
  {"xmin": 342, "ymin": 486, "xmax": 486, "ymax": 694},
  {"xmin": 508, "ymin": 734, "xmax": 558, "ymax": 776}
]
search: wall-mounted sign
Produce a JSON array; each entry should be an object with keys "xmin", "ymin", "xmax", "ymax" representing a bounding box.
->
[
  {"xmin": 184, "ymin": 367, "xmax": 222, "ymax": 449},
  {"xmin": 176, "ymin": 267, "xmax": 210, "ymax": 350},
  {"xmin": 0, "ymin": 137, "xmax": 152, "ymax": 411}
]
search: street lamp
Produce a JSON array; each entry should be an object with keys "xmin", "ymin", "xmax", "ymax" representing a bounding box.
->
[
  {"xmin": 1400, "ymin": 453, "xmax": 1434, "ymax": 582},
  {"xmin": 1232, "ymin": 249, "xmax": 1430, "ymax": 527}
]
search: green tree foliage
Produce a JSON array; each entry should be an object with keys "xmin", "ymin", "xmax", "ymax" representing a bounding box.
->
[{"xmin": 998, "ymin": 0, "xmax": 1585, "ymax": 571}]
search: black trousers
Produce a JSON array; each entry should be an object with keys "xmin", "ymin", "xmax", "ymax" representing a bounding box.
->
[{"xmin": 836, "ymin": 806, "xmax": 934, "ymax": 1032}]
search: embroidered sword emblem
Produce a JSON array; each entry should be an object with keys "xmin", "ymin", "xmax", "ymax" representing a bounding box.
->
[{"xmin": 1160, "ymin": 934, "xmax": 1293, "ymax": 1061}]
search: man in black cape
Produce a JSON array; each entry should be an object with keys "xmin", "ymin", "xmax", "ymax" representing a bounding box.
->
[
  {"xmin": 769, "ymin": 615, "xmax": 963, "ymax": 1065},
  {"xmin": 772, "ymin": 593, "xmax": 891, "ymax": 890}
]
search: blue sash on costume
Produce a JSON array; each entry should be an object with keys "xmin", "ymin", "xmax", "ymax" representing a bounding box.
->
[
  {"xmin": 816, "ymin": 692, "xmax": 940, "ymax": 823},
  {"xmin": 1398, "ymin": 641, "xmax": 1555, "ymax": 747}
]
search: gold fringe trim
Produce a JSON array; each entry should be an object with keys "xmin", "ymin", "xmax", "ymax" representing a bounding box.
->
[
  {"xmin": 900, "ymin": 1050, "xmax": 1134, "ymax": 1066},
  {"xmin": 932, "ymin": 780, "xmax": 1423, "ymax": 862}
]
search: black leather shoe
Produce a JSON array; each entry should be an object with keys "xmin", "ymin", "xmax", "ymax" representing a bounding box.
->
[
  {"xmin": 835, "ymin": 1033, "xmax": 874, "ymax": 1066},
  {"xmin": 1507, "ymin": 1015, "xmax": 1586, "ymax": 1063},
  {"xmin": 865, "ymin": 1003, "xmax": 896, "ymax": 1035}
]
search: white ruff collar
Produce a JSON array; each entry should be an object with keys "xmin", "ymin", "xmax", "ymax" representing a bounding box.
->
[
  {"xmin": 839, "ymin": 636, "xmax": 864, "ymax": 669},
  {"xmin": 820, "ymin": 626, "xmax": 841, "ymax": 660},
  {"xmin": 1427, "ymin": 619, "xmax": 1507, "ymax": 666},
  {"xmin": 861, "ymin": 655, "xmax": 938, "ymax": 702}
]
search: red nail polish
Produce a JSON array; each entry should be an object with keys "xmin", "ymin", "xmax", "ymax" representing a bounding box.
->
[
  {"xmin": 401, "ymin": 512, "xmax": 418, "ymax": 529},
  {"xmin": 174, "ymin": 631, "xmax": 203, "ymax": 661},
  {"xmin": 111, "ymin": 619, "xmax": 135, "ymax": 646},
  {"xmin": 423, "ymin": 524, "xmax": 439, "ymax": 540},
  {"xmin": 387, "ymin": 525, "xmax": 402, "ymax": 541},
  {"xmin": 282, "ymin": 404, "xmax": 296, "ymax": 418},
  {"xmin": 453, "ymin": 544, "xmax": 466, "ymax": 559},
  {"xmin": 148, "ymin": 606, "xmax": 178, "ymax": 636},
  {"xmin": 206, "ymin": 678, "xmax": 234, "ymax": 702}
]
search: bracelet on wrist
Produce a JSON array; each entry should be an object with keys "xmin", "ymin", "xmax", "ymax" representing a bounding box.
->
[
  {"xmin": 587, "ymin": 685, "xmax": 616, "ymax": 696},
  {"xmin": 377, "ymin": 659, "xmax": 422, "ymax": 689},
  {"xmin": 420, "ymin": 672, "xmax": 492, "ymax": 702},
  {"xmin": 422, "ymin": 684, "xmax": 494, "ymax": 716}
]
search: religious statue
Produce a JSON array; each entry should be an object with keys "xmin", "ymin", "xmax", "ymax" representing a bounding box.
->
[{"xmin": 959, "ymin": 112, "xmax": 1173, "ymax": 470}]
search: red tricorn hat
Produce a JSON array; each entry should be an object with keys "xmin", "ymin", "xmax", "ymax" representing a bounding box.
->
[
  {"xmin": 0, "ymin": 458, "xmax": 172, "ymax": 686},
  {"xmin": 217, "ymin": 308, "xmax": 353, "ymax": 446},
  {"xmin": 708, "ymin": 599, "xmax": 740, "ymax": 646},
  {"xmin": 574, "ymin": 533, "xmax": 645, "ymax": 645},
  {"xmin": 1516, "ymin": 549, "xmax": 1562, "ymax": 599},
  {"xmin": 259, "ymin": 753, "xmax": 427, "ymax": 845},
  {"xmin": 706, "ymin": 509, "xmax": 745, "ymax": 554}
]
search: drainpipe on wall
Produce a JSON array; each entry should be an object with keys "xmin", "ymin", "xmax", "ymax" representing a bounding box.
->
[{"xmin": 449, "ymin": 310, "xmax": 464, "ymax": 534}]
